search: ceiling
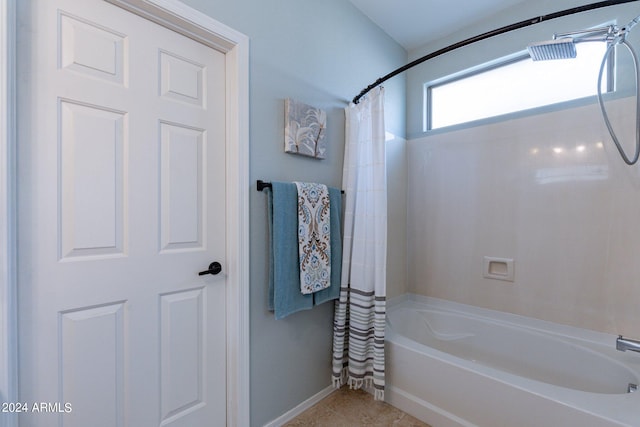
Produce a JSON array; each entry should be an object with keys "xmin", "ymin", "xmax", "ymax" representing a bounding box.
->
[{"xmin": 348, "ymin": 0, "xmax": 528, "ymax": 50}]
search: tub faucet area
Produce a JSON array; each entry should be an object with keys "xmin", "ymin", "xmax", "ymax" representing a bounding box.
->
[{"xmin": 617, "ymin": 335, "xmax": 640, "ymax": 353}]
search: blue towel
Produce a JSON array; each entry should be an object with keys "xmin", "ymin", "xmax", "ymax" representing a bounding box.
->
[
  {"xmin": 267, "ymin": 182, "xmax": 342, "ymax": 319},
  {"xmin": 267, "ymin": 182, "xmax": 312, "ymax": 319}
]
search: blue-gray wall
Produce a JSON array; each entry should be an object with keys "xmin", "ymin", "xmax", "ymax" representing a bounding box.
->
[{"xmin": 179, "ymin": 1, "xmax": 406, "ymax": 425}]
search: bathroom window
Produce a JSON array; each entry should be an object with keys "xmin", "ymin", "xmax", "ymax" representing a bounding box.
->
[{"xmin": 425, "ymin": 42, "xmax": 612, "ymax": 130}]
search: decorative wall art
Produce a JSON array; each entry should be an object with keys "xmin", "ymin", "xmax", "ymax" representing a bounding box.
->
[{"xmin": 284, "ymin": 98, "xmax": 327, "ymax": 159}]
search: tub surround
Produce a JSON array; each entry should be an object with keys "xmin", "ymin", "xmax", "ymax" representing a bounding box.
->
[
  {"xmin": 386, "ymin": 135, "xmax": 409, "ymax": 299},
  {"xmin": 408, "ymin": 96, "xmax": 640, "ymax": 336}
]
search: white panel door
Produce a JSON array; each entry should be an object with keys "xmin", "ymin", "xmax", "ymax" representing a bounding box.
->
[{"xmin": 17, "ymin": 0, "xmax": 227, "ymax": 425}]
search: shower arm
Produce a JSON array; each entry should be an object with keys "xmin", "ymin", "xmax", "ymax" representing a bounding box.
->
[
  {"xmin": 553, "ymin": 26, "xmax": 619, "ymax": 43},
  {"xmin": 351, "ymin": 0, "xmax": 640, "ymax": 104},
  {"xmin": 553, "ymin": 18, "xmax": 640, "ymax": 46}
]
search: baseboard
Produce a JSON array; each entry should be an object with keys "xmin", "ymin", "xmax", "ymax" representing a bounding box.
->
[
  {"xmin": 263, "ymin": 385, "xmax": 337, "ymax": 427},
  {"xmin": 385, "ymin": 385, "xmax": 476, "ymax": 427}
]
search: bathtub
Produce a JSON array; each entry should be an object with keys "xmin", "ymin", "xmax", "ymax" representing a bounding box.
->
[{"xmin": 385, "ymin": 294, "xmax": 640, "ymax": 427}]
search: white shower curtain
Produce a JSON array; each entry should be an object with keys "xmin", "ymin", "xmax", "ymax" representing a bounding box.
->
[{"xmin": 332, "ymin": 87, "xmax": 387, "ymax": 400}]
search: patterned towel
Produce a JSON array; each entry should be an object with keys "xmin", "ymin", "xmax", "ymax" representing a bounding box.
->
[{"xmin": 294, "ymin": 182, "xmax": 331, "ymax": 294}]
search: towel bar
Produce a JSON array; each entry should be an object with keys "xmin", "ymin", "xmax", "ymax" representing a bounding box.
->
[
  {"xmin": 256, "ymin": 180, "xmax": 272, "ymax": 191},
  {"xmin": 257, "ymin": 180, "xmax": 344, "ymax": 193}
]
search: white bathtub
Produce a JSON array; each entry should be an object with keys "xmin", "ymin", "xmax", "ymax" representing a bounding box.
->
[{"xmin": 385, "ymin": 294, "xmax": 640, "ymax": 427}]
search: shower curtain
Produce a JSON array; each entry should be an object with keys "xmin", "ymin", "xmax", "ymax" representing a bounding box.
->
[{"xmin": 331, "ymin": 87, "xmax": 387, "ymax": 400}]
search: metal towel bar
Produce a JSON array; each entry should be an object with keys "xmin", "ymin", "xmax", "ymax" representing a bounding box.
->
[{"xmin": 256, "ymin": 180, "xmax": 343, "ymax": 193}]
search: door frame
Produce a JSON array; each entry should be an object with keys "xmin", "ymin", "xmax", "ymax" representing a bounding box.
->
[
  {"xmin": 0, "ymin": 1, "xmax": 250, "ymax": 426},
  {"xmin": 0, "ymin": 0, "xmax": 17, "ymax": 426}
]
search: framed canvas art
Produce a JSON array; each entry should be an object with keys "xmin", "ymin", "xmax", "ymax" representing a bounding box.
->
[{"xmin": 284, "ymin": 98, "xmax": 327, "ymax": 159}]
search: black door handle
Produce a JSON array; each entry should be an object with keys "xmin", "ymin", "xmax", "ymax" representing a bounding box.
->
[{"xmin": 198, "ymin": 262, "xmax": 222, "ymax": 276}]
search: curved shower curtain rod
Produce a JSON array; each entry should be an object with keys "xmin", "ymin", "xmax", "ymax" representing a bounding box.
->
[{"xmin": 352, "ymin": 0, "xmax": 640, "ymax": 104}]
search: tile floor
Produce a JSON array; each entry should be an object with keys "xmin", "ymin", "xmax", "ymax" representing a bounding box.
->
[{"xmin": 283, "ymin": 387, "xmax": 431, "ymax": 426}]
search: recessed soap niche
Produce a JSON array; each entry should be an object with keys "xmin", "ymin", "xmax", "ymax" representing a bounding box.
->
[{"xmin": 483, "ymin": 256, "xmax": 515, "ymax": 282}]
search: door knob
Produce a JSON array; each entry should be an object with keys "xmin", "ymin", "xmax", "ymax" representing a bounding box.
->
[{"xmin": 198, "ymin": 262, "xmax": 222, "ymax": 276}]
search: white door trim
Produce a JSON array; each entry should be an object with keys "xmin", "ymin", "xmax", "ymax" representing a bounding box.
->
[
  {"xmin": 0, "ymin": 1, "xmax": 250, "ymax": 425},
  {"xmin": 0, "ymin": 0, "xmax": 17, "ymax": 426}
]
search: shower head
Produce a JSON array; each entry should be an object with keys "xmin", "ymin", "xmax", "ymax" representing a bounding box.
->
[
  {"xmin": 527, "ymin": 25, "xmax": 618, "ymax": 61},
  {"xmin": 527, "ymin": 38, "xmax": 577, "ymax": 61}
]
